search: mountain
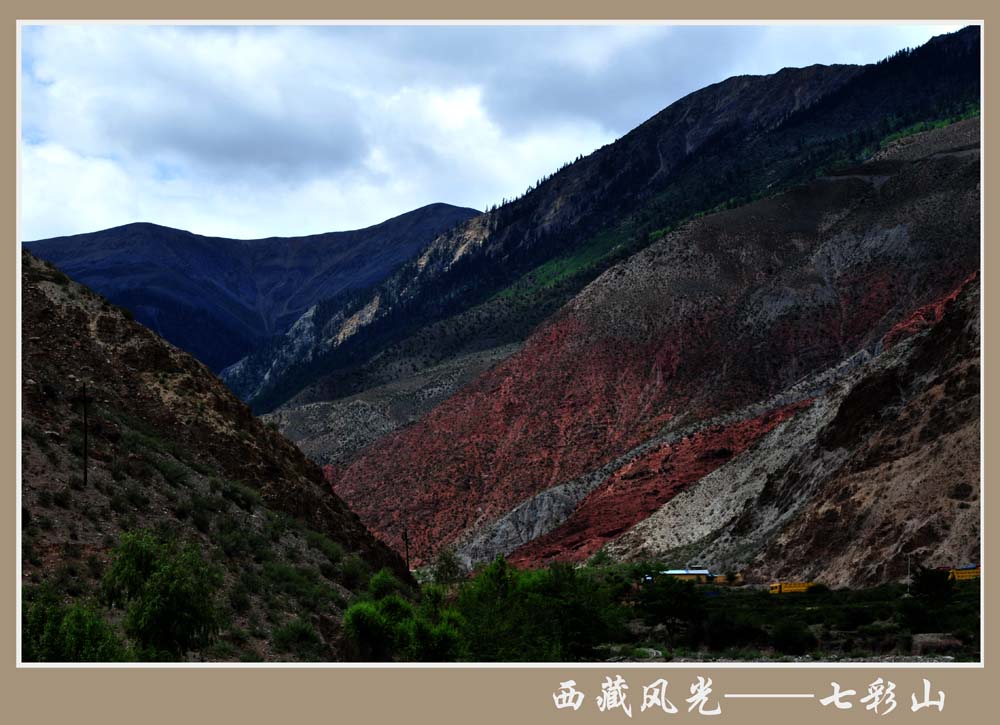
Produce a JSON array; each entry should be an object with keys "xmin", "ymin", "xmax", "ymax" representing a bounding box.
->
[
  {"xmin": 605, "ymin": 271, "xmax": 980, "ymax": 588},
  {"xmin": 332, "ymin": 115, "xmax": 980, "ymax": 586},
  {"xmin": 23, "ymin": 27, "xmax": 979, "ymax": 603},
  {"xmin": 224, "ymin": 26, "xmax": 979, "ymax": 435},
  {"xmin": 21, "ymin": 250, "xmax": 409, "ymax": 661},
  {"xmin": 24, "ymin": 203, "xmax": 478, "ymax": 372}
]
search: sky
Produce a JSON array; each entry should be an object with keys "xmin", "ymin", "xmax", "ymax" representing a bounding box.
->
[{"xmin": 20, "ymin": 23, "xmax": 963, "ymax": 241}]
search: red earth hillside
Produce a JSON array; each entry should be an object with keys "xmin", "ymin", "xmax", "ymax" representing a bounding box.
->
[
  {"xmin": 507, "ymin": 399, "xmax": 813, "ymax": 566},
  {"xmin": 880, "ymin": 272, "xmax": 978, "ymax": 351}
]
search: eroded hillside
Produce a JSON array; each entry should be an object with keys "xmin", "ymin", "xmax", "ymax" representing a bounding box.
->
[{"xmin": 21, "ymin": 251, "xmax": 408, "ymax": 661}]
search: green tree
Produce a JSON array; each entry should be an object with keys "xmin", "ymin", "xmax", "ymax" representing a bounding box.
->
[
  {"xmin": 636, "ymin": 575, "xmax": 706, "ymax": 645},
  {"xmin": 343, "ymin": 600, "xmax": 396, "ymax": 661},
  {"xmin": 368, "ymin": 567, "xmax": 406, "ymax": 600},
  {"xmin": 455, "ymin": 557, "xmax": 623, "ymax": 661},
  {"xmin": 103, "ymin": 530, "xmax": 221, "ymax": 658},
  {"xmin": 432, "ymin": 547, "xmax": 467, "ymax": 585}
]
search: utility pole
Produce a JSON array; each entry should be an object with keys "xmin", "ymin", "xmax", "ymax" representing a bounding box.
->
[
  {"xmin": 81, "ymin": 383, "xmax": 88, "ymax": 488},
  {"xmin": 402, "ymin": 526, "xmax": 410, "ymax": 572}
]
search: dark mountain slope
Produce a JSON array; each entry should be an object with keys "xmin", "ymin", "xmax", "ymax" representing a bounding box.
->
[
  {"xmin": 21, "ymin": 251, "xmax": 408, "ymax": 661},
  {"xmin": 226, "ymin": 26, "xmax": 979, "ymax": 417},
  {"xmin": 331, "ymin": 118, "xmax": 979, "ymax": 578},
  {"xmin": 25, "ymin": 203, "xmax": 478, "ymax": 372}
]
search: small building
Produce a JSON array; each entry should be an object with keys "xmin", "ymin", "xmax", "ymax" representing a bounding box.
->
[{"xmin": 660, "ymin": 568, "xmax": 714, "ymax": 584}]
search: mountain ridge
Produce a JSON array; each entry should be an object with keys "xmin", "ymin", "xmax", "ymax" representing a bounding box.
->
[
  {"xmin": 25, "ymin": 202, "xmax": 479, "ymax": 372},
  {"xmin": 225, "ymin": 26, "xmax": 979, "ymax": 417}
]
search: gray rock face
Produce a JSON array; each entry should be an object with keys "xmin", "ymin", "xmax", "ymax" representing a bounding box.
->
[{"xmin": 263, "ymin": 343, "xmax": 522, "ymax": 467}]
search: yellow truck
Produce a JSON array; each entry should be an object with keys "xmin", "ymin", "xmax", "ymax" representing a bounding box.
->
[
  {"xmin": 948, "ymin": 566, "xmax": 981, "ymax": 581},
  {"xmin": 769, "ymin": 581, "xmax": 816, "ymax": 594}
]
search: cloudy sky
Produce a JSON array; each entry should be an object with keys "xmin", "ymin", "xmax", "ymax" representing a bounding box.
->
[{"xmin": 21, "ymin": 23, "xmax": 961, "ymax": 241}]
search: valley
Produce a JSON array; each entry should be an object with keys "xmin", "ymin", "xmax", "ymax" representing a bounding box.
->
[{"xmin": 20, "ymin": 25, "xmax": 982, "ymax": 663}]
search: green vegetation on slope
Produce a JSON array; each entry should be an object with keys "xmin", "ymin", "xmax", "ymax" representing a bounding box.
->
[
  {"xmin": 872, "ymin": 102, "xmax": 980, "ymax": 153},
  {"xmin": 494, "ymin": 229, "xmax": 629, "ymax": 301}
]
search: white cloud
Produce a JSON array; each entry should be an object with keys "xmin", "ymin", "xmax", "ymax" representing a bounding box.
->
[{"xmin": 20, "ymin": 23, "xmax": 963, "ymax": 240}]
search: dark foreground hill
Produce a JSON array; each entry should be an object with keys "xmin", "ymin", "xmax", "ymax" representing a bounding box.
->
[
  {"xmin": 21, "ymin": 250, "xmax": 408, "ymax": 661},
  {"xmin": 24, "ymin": 202, "xmax": 478, "ymax": 372}
]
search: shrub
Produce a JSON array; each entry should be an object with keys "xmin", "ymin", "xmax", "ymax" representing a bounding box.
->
[
  {"xmin": 771, "ymin": 619, "xmax": 817, "ymax": 655},
  {"xmin": 219, "ymin": 480, "xmax": 261, "ymax": 511},
  {"xmin": 151, "ymin": 458, "xmax": 189, "ymax": 488},
  {"xmin": 228, "ymin": 585, "xmax": 251, "ymax": 615},
  {"xmin": 339, "ymin": 554, "xmax": 370, "ymax": 590},
  {"xmin": 22, "ymin": 586, "xmax": 127, "ymax": 662},
  {"xmin": 304, "ymin": 530, "xmax": 344, "ymax": 565},
  {"xmin": 52, "ymin": 488, "xmax": 72, "ymax": 509},
  {"xmin": 368, "ymin": 568, "xmax": 406, "ymax": 600},
  {"xmin": 272, "ymin": 617, "xmax": 323, "ymax": 659},
  {"xmin": 173, "ymin": 498, "xmax": 192, "ymax": 520},
  {"xmin": 343, "ymin": 601, "xmax": 395, "ymax": 661},
  {"xmin": 214, "ymin": 516, "xmax": 269, "ymax": 560},
  {"xmin": 261, "ymin": 562, "xmax": 335, "ymax": 611},
  {"xmin": 264, "ymin": 512, "xmax": 294, "ymax": 542},
  {"xmin": 124, "ymin": 484, "xmax": 149, "ymax": 510}
]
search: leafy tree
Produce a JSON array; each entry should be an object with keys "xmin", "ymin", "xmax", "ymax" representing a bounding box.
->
[
  {"xmin": 636, "ymin": 575, "xmax": 706, "ymax": 644},
  {"xmin": 403, "ymin": 610, "xmax": 463, "ymax": 661},
  {"xmin": 455, "ymin": 557, "xmax": 624, "ymax": 661},
  {"xmin": 432, "ymin": 547, "xmax": 467, "ymax": 585},
  {"xmin": 368, "ymin": 567, "xmax": 406, "ymax": 600},
  {"xmin": 343, "ymin": 600, "xmax": 396, "ymax": 660},
  {"xmin": 102, "ymin": 530, "xmax": 221, "ymax": 658}
]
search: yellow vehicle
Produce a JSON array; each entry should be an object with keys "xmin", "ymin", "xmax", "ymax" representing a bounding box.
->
[
  {"xmin": 948, "ymin": 566, "xmax": 981, "ymax": 581},
  {"xmin": 769, "ymin": 581, "xmax": 816, "ymax": 594}
]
